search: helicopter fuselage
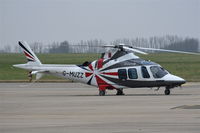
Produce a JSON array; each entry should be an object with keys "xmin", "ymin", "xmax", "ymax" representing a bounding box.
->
[{"xmin": 14, "ymin": 41, "xmax": 186, "ymax": 96}]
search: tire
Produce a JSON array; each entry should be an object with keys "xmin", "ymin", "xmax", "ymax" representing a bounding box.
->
[
  {"xmin": 165, "ymin": 89, "xmax": 170, "ymax": 95},
  {"xmin": 116, "ymin": 89, "xmax": 124, "ymax": 95},
  {"xmin": 99, "ymin": 90, "xmax": 105, "ymax": 96}
]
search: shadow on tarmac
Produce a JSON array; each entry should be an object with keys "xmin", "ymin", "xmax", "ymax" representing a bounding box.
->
[{"xmin": 34, "ymin": 93, "xmax": 191, "ymax": 97}]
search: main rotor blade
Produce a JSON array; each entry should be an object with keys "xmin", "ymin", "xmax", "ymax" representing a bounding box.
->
[
  {"xmin": 123, "ymin": 46, "xmax": 148, "ymax": 55},
  {"xmin": 102, "ymin": 45, "xmax": 148, "ymax": 54},
  {"xmin": 134, "ymin": 47, "xmax": 200, "ymax": 55},
  {"xmin": 102, "ymin": 45, "xmax": 115, "ymax": 48}
]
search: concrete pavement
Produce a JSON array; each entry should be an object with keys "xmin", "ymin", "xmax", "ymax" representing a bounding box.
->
[{"xmin": 0, "ymin": 83, "xmax": 200, "ymax": 133}]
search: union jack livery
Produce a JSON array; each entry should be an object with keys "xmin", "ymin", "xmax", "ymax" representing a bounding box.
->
[{"xmin": 14, "ymin": 41, "xmax": 199, "ymax": 96}]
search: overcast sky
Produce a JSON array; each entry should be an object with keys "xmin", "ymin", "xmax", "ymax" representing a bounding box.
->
[{"xmin": 0, "ymin": 0, "xmax": 199, "ymax": 48}]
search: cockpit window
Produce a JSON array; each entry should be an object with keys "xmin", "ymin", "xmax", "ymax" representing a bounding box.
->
[
  {"xmin": 150, "ymin": 66, "xmax": 168, "ymax": 78},
  {"xmin": 141, "ymin": 66, "xmax": 150, "ymax": 78}
]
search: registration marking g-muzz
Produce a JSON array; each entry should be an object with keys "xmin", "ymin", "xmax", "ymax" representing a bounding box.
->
[{"xmin": 63, "ymin": 71, "xmax": 83, "ymax": 78}]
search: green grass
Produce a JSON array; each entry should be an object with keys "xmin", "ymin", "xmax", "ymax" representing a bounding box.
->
[
  {"xmin": 0, "ymin": 53, "xmax": 100, "ymax": 81},
  {"xmin": 0, "ymin": 53, "xmax": 200, "ymax": 81}
]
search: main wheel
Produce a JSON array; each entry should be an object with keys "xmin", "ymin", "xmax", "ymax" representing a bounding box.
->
[
  {"xmin": 99, "ymin": 90, "xmax": 105, "ymax": 96},
  {"xmin": 116, "ymin": 89, "xmax": 124, "ymax": 95},
  {"xmin": 164, "ymin": 89, "xmax": 170, "ymax": 95}
]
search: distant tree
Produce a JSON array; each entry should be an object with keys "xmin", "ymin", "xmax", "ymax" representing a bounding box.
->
[
  {"xmin": 20, "ymin": 35, "xmax": 198, "ymax": 54},
  {"xmin": 164, "ymin": 38, "xmax": 199, "ymax": 52},
  {"xmin": 2, "ymin": 45, "xmax": 11, "ymax": 53},
  {"xmin": 110, "ymin": 35, "xmax": 199, "ymax": 53},
  {"xmin": 48, "ymin": 41, "xmax": 69, "ymax": 53},
  {"xmin": 13, "ymin": 45, "xmax": 22, "ymax": 53},
  {"xmin": 59, "ymin": 41, "xmax": 70, "ymax": 53},
  {"xmin": 30, "ymin": 42, "xmax": 44, "ymax": 53}
]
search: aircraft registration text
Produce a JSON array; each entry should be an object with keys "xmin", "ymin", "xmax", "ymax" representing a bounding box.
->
[{"xmin": 63, "ymin": 71, "xmax": 84, "ymax": 78}]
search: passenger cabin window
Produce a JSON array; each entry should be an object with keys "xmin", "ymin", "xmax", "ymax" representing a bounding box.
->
[
  {"xmin": 141, "ymin": 66, "xmax": 150, "ymax": 78},
  {"xmin": 128, "ymin": 68, "xmax": 138, "ymax": 79},
  {"xmin": 150, "ymin": 66, "xmax": 168, "ymax": 78},
  {"xmin": 118, "ymin": 69, "xmax": 127, "ymax": 80}
]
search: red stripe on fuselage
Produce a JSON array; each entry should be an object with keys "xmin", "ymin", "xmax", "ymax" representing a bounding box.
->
[
  {"xmin": 97, "ymin": 58, "xmax": 104, "ymax": 69},
  {"xmin": 85, "ymin": 72, "xmax": 93, "ymax": 77},
  {"xmin": 95, "ymin": 75, "xmax": 115, "ymax": 90},
  {"xmin": 108, "ymin": 52, "xmax": 111, "ymax": 58},
  {"xmin": 88, "ymin": 64, "xmax": 93, "ymax": 71}
]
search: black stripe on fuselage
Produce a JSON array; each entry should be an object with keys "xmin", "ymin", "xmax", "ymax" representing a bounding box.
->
[
  {"xmin": 102, "ymin": 58, "xmax": 110, "ymax": 66},
  {"xmin": 77, "ymin": 65, "xmax": 90, "ymax": 71},
  {"xmin": 110, "ymin": 50, "xmax": 129, "ymax": 60},
  {"xmin": 101, "ymin": 75, "xmax": 185, "ymax": 88},
  {"xmin": 100, "ymin": 59, "xmax": 140, "ymax": 72},
  {"xmin": 100, "ymin": 58, "xmax": 157, "ymax": 72},
  {"xmin": 102, "ymin": 51, "xmax": 128, "ymax": 66},
  {"xmin": 18, "ymin": 41, "xmax": 34, "ymax": 57},
  {"xmin": 87, "ymin": 76, "xmax": 93, "ymax": 85}
]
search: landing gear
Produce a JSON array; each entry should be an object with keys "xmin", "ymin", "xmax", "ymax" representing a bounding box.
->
[
  {"xmin": 28, "ymin": 71, "xmax": 32, "ymax": 82},
  {"xmin": 116, "ymin": 89, "xmax": 124, "ymax": 95},
  {"xmin": 99, "ymin": 90, "xmax": 105, "ymax": 96},
  {"xmin": 164, "ymin": 87, "xmax": 171, "ymax": 95}
]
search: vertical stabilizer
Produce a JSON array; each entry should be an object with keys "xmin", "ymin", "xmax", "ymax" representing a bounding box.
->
[{"xmin": 18, "ymin": 41, "xmax": 42, "ymax": 65}]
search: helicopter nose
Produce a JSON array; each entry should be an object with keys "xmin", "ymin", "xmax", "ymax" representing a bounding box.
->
[
  {"xmin": 174, "ymin": 76, "xmax": 186, "ymax": 85},
  {"xmin": 164, "ymin": 74, "xmax": 186, "ymax": 85}
]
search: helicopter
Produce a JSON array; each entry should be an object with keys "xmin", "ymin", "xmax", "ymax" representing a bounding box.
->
[{"xmin": 13, "ymin": 41, "xmax": 199, "ymax": 96}]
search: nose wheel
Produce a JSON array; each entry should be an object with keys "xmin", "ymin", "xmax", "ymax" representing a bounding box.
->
[{"xmin": 164, "ymin": 87, "xmax": 171, "ymax": 95}]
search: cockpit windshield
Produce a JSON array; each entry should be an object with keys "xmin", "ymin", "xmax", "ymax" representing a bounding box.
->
[{"xmin": 150, "ymin": 66, "xmax": 168, "ymax": 78}]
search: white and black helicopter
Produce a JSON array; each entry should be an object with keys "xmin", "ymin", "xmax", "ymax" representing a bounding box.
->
[{"xmin": 14, "ymin": 41, "xmax": 199, "ymax": 96}]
